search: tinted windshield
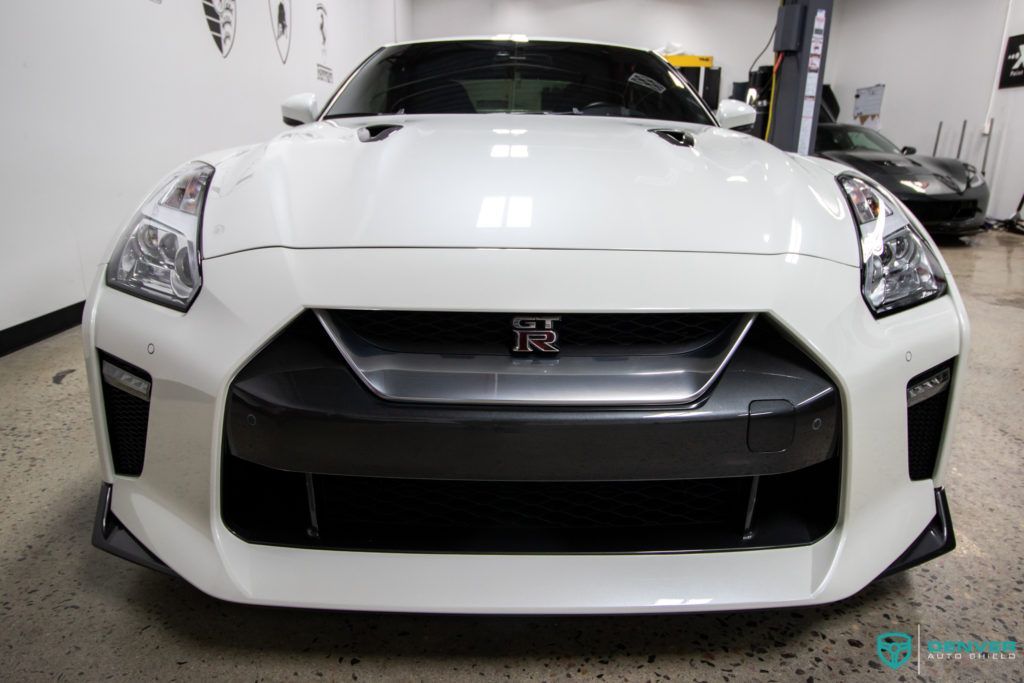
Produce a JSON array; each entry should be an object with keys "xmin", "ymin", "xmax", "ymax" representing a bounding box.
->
[
  {"xmin": 324, "ymin": 40, "xmax": 714, "ymax": 125},
  {"xmin": 815, "ymin": 126, "xmax": 901, "ymax": 154}
]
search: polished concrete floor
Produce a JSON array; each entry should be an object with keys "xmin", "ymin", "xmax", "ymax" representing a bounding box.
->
[{"xmin": 1, "ymin": 231, "xmax": 1021, "ymax": 682}]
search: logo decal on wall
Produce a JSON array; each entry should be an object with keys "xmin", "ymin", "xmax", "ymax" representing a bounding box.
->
[
  {"xmin": 269, "ymin": 0, "xmax": 292, "ymax": 64},
  {"xmin": 317, "ymin": 3, "xmax": 328, "ymax": 58},
  {"xmin": 316, "ymin": 3, "xmax": 333, "ymax": 83},
  {"xmin": 202, "ymin": 0, "xmax": 236, "ymax": 58},
  {"xmin": 999, "ymin": 34, "xmax": 1024, "ymax": 89}
]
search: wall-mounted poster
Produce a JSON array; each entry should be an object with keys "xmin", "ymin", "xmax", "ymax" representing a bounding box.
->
[
  {"xmin": 853, "ymin": 84, "xmax": 885, "ymax": 130},
  {"xmin": 999, "ymin": 34, "xmax": 1024, "ymax": 89}
]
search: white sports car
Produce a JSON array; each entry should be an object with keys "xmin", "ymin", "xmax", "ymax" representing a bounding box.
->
[{"xmin": 85, "ymin": 37, "xmax": 968, "ymax": 614}]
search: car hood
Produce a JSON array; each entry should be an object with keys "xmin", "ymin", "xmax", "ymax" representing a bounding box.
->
[
  {"xmin": 818, "ymin": 150, "xmax": 972, "ymax": 194},
  {"xmin": 201, "ymin": 115, "xmax": 858, "ymax": 266}
]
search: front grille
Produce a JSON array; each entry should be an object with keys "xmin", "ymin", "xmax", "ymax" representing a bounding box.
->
[
  {"xmin": 99, "ymin": 353, "xmax": 151, "ymax": 477},
  {"xmin": 222, "ymin": 312, "xmax": 842, "ymax": 553},
  {"xmin": 331, "ymin": 310, "xmax": 738, "ymax": 355},
  {"xmin": 222, "ymin": 453, "xmax": 840, "ymax": 553},
  {"xmin": 907, "ymin": 362, "xmax": 953, "ymax": 481},
  {"xmin": 903, "ymin": 199, "xmax": 979, "ymax": 224}
]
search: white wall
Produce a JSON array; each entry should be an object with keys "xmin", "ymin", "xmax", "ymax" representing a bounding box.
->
[
  {"xmin": 827, "ymin": 0, "xmax": 1010, "ymax": 193},
  {"xmin": 0, "ymin": 0, "xmax": 400, "ymax": 331},
  {"xmin": 401, "ymin": 0, "xmax": 784, "ymax": 98}
]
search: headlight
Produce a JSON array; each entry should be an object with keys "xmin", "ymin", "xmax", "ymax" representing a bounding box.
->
[
  {"xmin": 965, "ymin": 164, "xmax": 984, "ymax": 188},
  {"xmin": 897, "ymin": 179, "xmax": 947, "ymax": 195},
  {"xmin": 106, "ymin": 161, "xmax": 214, "ymax": 311},
  {"xmin": 839, "ymin": 174, "xmax": 946, "ymax": 317}
]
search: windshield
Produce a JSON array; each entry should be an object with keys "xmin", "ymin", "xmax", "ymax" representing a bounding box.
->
[
  {"xmin": 815, "ymin": 126, "xmax": 901, "ymax": 154},
  {"xmin": 323, "ymin": 40, "xmax": 714, "ymax": 125}
]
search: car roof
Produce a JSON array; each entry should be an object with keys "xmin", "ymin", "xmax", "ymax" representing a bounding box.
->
[{"xmin": 384, "ymin": 35, "xmax": 653, "ymax": 54}]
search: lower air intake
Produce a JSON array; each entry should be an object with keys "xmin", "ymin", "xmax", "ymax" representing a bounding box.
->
[
  {"xmin": 222, "ymin": 453, "xmax": 840, "ymax": 553},
  {"xmin": 99, "ymin": 353, "xmax": 151, "ymax": 477},
  {"xmin": 907, "ymin": 360, "xmax": 954, "ymax": 481}
]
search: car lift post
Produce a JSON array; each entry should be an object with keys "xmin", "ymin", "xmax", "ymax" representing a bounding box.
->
[
  {"xmin": 767, "ymin": 0, "xmax": 834, "ymax": 154},
  {"xmin": 932, "ymin": 121, "xmax": 943, "ymax": 156}
]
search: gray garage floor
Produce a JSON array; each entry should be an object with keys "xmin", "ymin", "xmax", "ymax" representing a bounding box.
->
[{"xmin": 1, "ymin": 231, "xmax": 1022, "ymax": 682}]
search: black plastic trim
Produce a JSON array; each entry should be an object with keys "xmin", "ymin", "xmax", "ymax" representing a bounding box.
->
[
  {"xmin": 879, "ymin": 488, "xmax": 956, "ymax": 578},
  {"xmin": 649, "ymin": 128, "xmax": 695, "ymax": 147},
  {"xmin": 0, "ymin": 301, "xmax": 84, "ymax": 358},
  {"xmin": 227, "ymin": 342, "xmax": 839, "ymax": 481},
  {"xmin": 358, "ymin": 124, "xmax": 403, "ymax": 142},
  {"xmin": 91, "ymin": 483, "xmax": 175, "ymax": 576}
]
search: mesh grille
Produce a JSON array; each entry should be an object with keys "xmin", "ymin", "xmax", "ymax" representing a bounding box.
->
[
  {"xmin": 314, "ymin": 476, "xmax": 746, "ymax": 531},
  {"xmin": 100, "ymin": 356, "xmax": 150, "ymax": 477},
  {"xmin": 221, "ymin": 453, "xmax": 843, "ymax": 553},
  {"xmin": 903, "ymin": 199, "xmax": 979, "ymax": 224},
  {"xmin": 331, "ymin": 310, "xmax": 738, "ymax": 354},
  {"xmin": 907, "ymin": 390, "xmax": 949, "ymax": 481},
  {"xmin": 907, "ymin": 362, "xmax": 953, "ymax": 481}
]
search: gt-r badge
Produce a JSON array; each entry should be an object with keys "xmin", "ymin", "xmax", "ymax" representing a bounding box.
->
[{"xmin": 512, "ymin": 316, "xmax": 561, "ymax": 354}]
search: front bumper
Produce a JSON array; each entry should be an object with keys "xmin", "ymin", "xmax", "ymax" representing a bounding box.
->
[
  {"xmin": 897, "ymin": 183, "xmax": 990, "ymax": 236},
  {"xmin": 90, "ymin": 482, "xmax": 956, "ymax": 583},
  {"xmin": 84, "ymin": 247, "xmax": 968, "ymax": 613}
]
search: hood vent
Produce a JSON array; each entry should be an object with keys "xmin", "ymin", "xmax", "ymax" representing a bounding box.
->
[
  {"xmin": 649, "ymin": 129, "xmax": 695, "ymax": 147},
  {"xmin": 358, "ymin": 124, "xmax": 403, "ymax": 143}
]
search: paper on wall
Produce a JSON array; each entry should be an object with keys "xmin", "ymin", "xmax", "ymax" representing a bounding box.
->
[{"xmin": 853, "ymin": 84, "xmax": 885, "ymax": 130}]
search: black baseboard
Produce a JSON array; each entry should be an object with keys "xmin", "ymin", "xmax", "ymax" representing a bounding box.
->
[{"xmin": 0, "ymin": 301, "xmax": 85, "ymax": 358}]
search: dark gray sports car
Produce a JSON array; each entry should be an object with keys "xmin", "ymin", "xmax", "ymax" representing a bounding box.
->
[{"xmin": 815, "ymin": 123, "xmax": 988, "ymax": 236}]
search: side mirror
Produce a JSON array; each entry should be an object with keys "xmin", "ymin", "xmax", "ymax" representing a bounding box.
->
[
  {"xmin": 281, "ymin": 93, "xmax": 318, "ymax": 126},
  {"xmin": 715, "ymin": 99, "xmax": 756, "ymax": 131},
  {"xmin": 901, "ymin": 145, "xmax": 917, "ymax": 156}
]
